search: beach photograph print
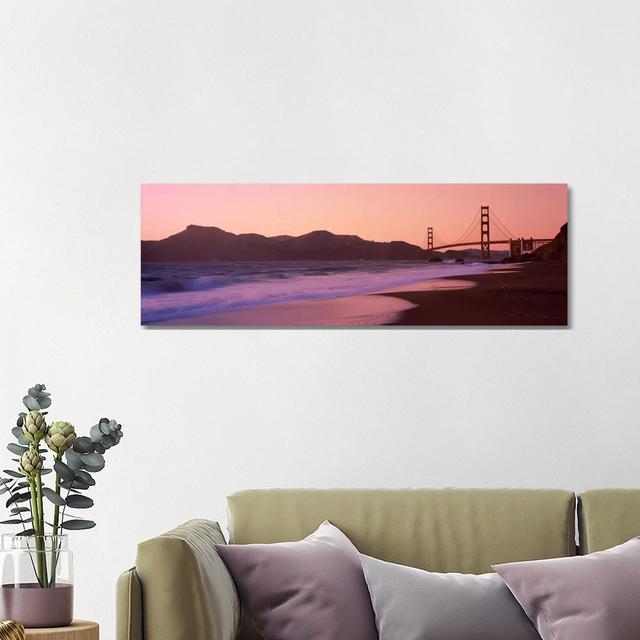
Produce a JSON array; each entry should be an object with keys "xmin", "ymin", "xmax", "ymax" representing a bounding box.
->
[{"xmin": 141, "ymin": 184, "xmax": 568, "ymax": 327}]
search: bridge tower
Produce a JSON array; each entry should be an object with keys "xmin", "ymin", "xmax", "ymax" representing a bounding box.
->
[
  {"xmin": 480, "ymin": 206, "xmax": 490, "ymax": 260},
  {"xmin": 427, "ymin": 226, "xmax": 433, "ymax": 255}
]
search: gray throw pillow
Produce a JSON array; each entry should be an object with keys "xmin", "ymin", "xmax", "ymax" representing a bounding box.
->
[{"xmin": 360, "ymin": 554, "xmax": 540, "ymax": 640}]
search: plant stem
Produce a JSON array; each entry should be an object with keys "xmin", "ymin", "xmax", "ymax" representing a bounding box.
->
[
  {"xmin": 50, "ymin": 455, "xmax": 62, "ymax": 586},
  {"xmin": 29, "ymin": 479, "xmax": 44, "ymax": 587},
  {"xmin": 35, "ymin": 473, "xmax": 48, "ymax": 586},
  {"xmin": 48, "ymin": 485, "xmax": 72, "ymax": 588}
]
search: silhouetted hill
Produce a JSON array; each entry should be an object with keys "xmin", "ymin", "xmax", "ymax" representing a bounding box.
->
[
  {"xmin": 141, "ymin": 225, "xmax": 428, "ymax": 262},
  {"xmin": 503, "ymin": 223, "xmax": 568, "ymax": 263}
]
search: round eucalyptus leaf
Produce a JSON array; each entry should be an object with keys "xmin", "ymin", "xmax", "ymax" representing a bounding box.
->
[
  {"xmin": 93, "ymin": 442, "xmax": 105, "ymax": 455},
  {"xmin": 73, "ymin": 437, "xmax": 94, "ymax": 454},
  {"xmin": 82, "ymin": 462, "xmax": 105, "ymax": 473},
  {"xmin": 66, "ymin": 495, "xmax": 94, "ymax": 509},
  {"xmin": 99, "ymin": 422, "xmax": 111, "ymax": 435},
  {"xmin": 74, "ymin": 470, "xmax": 95, "ymax": 486},
  {"xmin": 23, "ymin": 396, "xmax": 40, "ymax": 411},
  {"xmin": 65, "ymin": 450, "xmax": 83, "ymax": 471},
  {"xmin": 7, "ymin": 444, "xmax": 27, "ymax": 456},
  {"xmin": 82, "ymin": 452, "xmax": 104, "ymax": 467},
  {"xmin": 54, "ymin": 460, "xmax": 76, "ymax": 481},
  {"xmin": 42, "ymin": 487, "xmax": 66, "ymax": 507},
  {"xmin": 89, "ymin": 424, "xmax": 103, "ymax": 443},
  {"xmin": 62, "ymin": 479, "xmax": 90, "ymax": 491},
  {"xmin": 14, "ymin": 432, "xmax": 30, "ymax": 446},
  {"xmin": 60, "ymin": 519, "xmax": 96, "ymax": 530},
  {"xmin": 101, "ymin": 435, "xmax": 115, "ymax": 449}
]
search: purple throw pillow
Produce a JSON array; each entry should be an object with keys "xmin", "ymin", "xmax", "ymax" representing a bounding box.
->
[
  {"xmin": 493, "ymin": 537, "xmax": 640, "ymax": 640},
  {"xmin": 215, "ymin": 520, "xmax": 378, "ymax": 640}
]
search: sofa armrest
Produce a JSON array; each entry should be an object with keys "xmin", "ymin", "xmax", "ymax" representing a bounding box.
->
[
  {"xmin": 134, "ymin": 519, "xmax": 240, "ymax": 640},
  {"xmin": 116, "ymin": 568, "xmax": 143, "ymax": 640}
]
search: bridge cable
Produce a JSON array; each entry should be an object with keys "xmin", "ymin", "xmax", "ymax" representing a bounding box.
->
[
  {"xmin": 489, "ymin": 218, "xmax": 511, "ymax": 240},
  {"xmin": 458, "ymin": 218, "xmax": 481, "ymax": 244},
  {"xmin": 433, "ymin": 232, "xmax": 448, "ymax": 246},
  {"xmin": 489, "ymin": 207, "xmax": 518, "ymax": 239},
  {"xmin": 489, "ymin": 213, "xmax": 513, "ymax": 238},
  {"xmin": 454, "ymin": 214, "xmax": 482, "ymax": 245},
  {"xmin": 449, "ymin": 207, "xmax": 482, "ymax": 245},
  {"xmin": 454, "ymin": 207, "xmax": 481, "ymax": 242}
]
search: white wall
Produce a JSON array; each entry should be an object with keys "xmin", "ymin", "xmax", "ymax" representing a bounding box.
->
[{"xmin": 1, "ymin": 0, "xmax": 639, "ymax": 635}]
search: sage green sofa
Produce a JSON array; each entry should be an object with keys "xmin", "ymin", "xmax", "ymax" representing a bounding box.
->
[{"xmin": 116, "ymin": 488, "xmax": 640, "ymax": 640}]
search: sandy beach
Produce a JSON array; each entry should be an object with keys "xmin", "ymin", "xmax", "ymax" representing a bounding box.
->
[
  {"xmin": 156, "ymin": 293, "xmax": 417, "ymax": 327},
  {"xmin": 152, "ymin": 261, "xmax": 567, "ymax": 327},
  {"xmin": 383, "ymin": 261, "xmax": 567, "ymax": 326}
]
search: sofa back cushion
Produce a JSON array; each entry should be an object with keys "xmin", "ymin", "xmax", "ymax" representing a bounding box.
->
[
  {"xmin": 228, "ymin": 489, "xmax": 576, "ymax": 573},
  {"xmin": 229, "ymin": 489, "xmax": 575, "ymax": 640},
  {"xmin": 578, "ymin": 489, "xmax": 640, "ymax": 553}
]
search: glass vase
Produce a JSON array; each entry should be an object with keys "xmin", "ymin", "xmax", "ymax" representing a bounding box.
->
[{"xmin": 0, "ymin": 534, "xmax": 73, "ymax": 627}]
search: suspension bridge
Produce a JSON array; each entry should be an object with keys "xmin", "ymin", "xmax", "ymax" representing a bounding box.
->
[{"xmin": 425, "ymin": 205, "xmax": 553, "ymax": 260}]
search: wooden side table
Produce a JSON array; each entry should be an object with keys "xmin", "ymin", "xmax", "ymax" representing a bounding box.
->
[{"xmin": 24, "ymin": 620, "xmax": 98, "ymax": 640}]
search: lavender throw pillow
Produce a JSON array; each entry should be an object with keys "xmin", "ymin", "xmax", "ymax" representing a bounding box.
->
[
  {"xmin": 494, "ymin": 537, "xmax": 640, "ymax": 640},
  {"xmin": 215, "ymin": 521, "xmax": 378, "ymax": 640},
  {"xmin": 361, "ymin": 555, "xmax": 540, "ymax": 640}
]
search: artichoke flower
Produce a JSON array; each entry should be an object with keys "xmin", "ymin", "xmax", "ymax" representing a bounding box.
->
[
  {"xmin": 22, "ymin": 410, "xmax": 46, "ymax": 443},
  {"xmin": 45, "ymin": 421, "xmax": 76, "ymax": 455},
  {"xmin": 19, "ymin": 448, "xmax": 43, "ymax": 479}
]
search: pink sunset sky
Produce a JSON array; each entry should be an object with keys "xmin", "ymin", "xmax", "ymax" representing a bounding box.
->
[{"xmin": 141, "ymin": 184, "xmax": 567, "ymax": 246}]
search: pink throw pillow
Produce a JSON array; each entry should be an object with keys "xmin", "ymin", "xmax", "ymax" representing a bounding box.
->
[
  {"xmin": 215, "ymin": 520, "xmax": 378, "ymax": 640},
  {"xmin": 494, "ymin": 536, "xmax": 640, "ymax": 640}
]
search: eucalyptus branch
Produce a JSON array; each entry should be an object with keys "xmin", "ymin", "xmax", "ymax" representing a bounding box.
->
[
  {"xmin": 48, "ymin": 485, "xmax": 72, "ymax": 588},
  {"xmin": 4, "ymin": 479, "xmax": 39, "ymax": 580},
  {"xmin": 3, "ymin": 383, "xmax": 125, "ymax": 590}
]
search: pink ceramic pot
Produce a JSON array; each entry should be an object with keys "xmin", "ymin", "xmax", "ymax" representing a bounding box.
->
[
  {"xmin": 0, "ymin": 535, "xmax": 74, "ymax": 627},
  {"xmin": 0, "ymin": 583, "xmax": 73, "ymax": 627}
]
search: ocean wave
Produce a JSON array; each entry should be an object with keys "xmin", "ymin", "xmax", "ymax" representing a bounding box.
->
[{"xmin": 140, "ymin": 261, "xmax": 493, "ymax": 323}]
